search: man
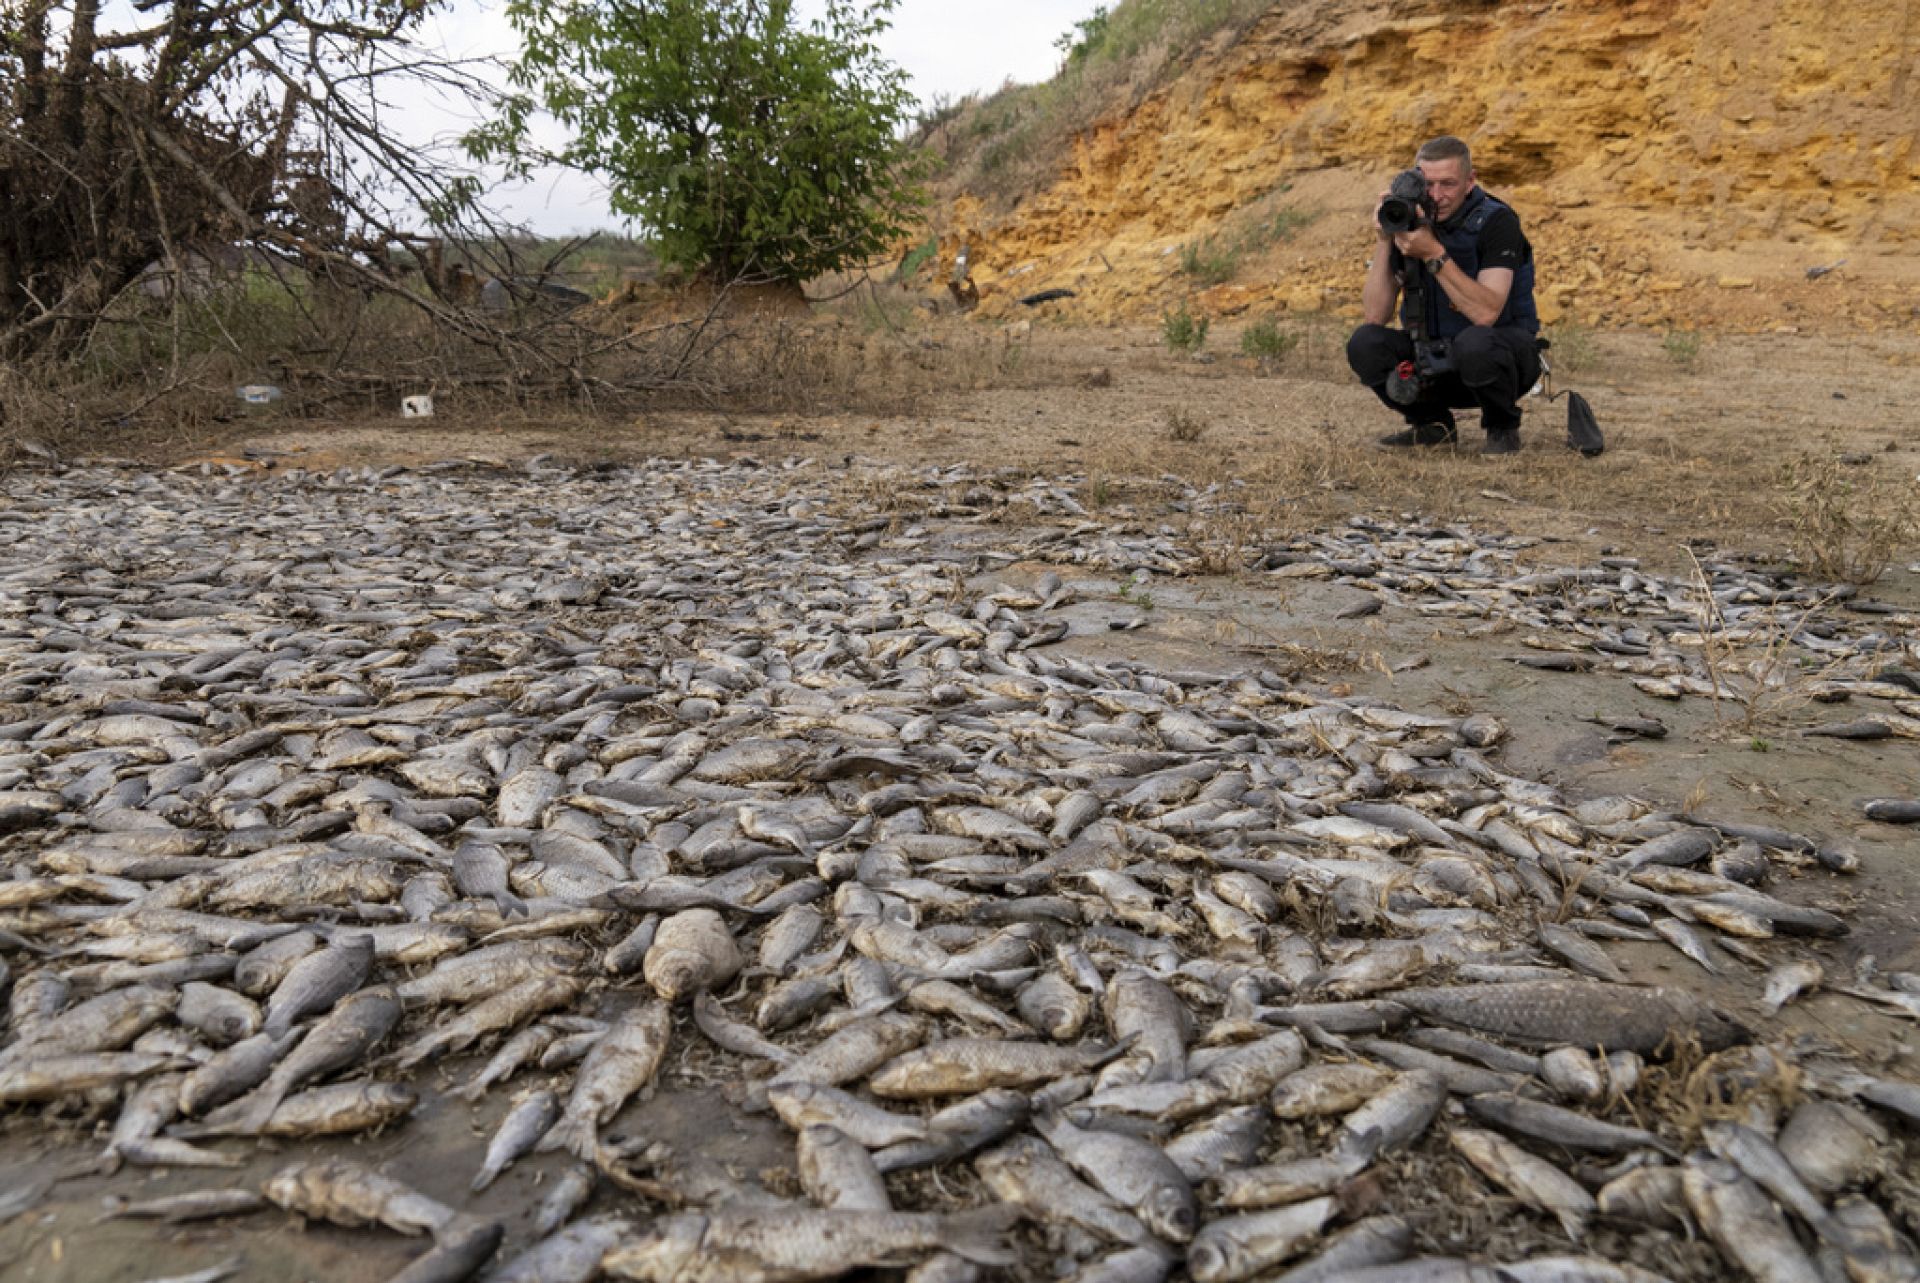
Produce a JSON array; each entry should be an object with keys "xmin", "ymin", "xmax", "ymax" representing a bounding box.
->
[{"xmin": 1346, "ymin": 136, "xmax": 1541, "ymax": 455}]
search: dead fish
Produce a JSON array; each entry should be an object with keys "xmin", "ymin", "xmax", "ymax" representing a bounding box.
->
[
  {"xmin": 489, "ymin": 1216, "xmax": 630, "ymax": 1283},
  {"xmin": 531, "ymin": 1167, "xmax": 598, "ymax": 1237},
  {"xmin": 262, "ymin": 1159, "xmax": 455, "ymax": 1236},
  {"xmin": 388, "ymin": 1213, "xmax": 504, "ymax": 1283},
  {"xmin": 0, "ymin": 983, "xmax": 178, "ymax": 1063},
  {"xmin": 644, "ymin": 908, "xmax": 745, "ymax": 1002},
  {"xmin": 0, "ymin": 1051, "xmax": 182, "ymax": 1103},
  {"xmin": 873, "ymin": 1089, "xmax": 1031, "ymax": 1174},
  {"xmin": 1036, "ymin": 1110, "xmax": 1199, "ymax": 1242},
  {"xmin": 1270, "ymin": 1062, "xmax": 1399, "ymax": 1119},
  {"xmin": 177, "ymin": 1032, "xmax": 297, "ymax": 1117},
  {"xmin": 1187, "ymin": 1195, "xmax": 1338, "ymax": 1283},
  {"xmin": 134, "ymin": 1257, "xmax": 246, "ymax": 1283},
  {"xmin": 976, "ymin": 1134, "xmax": 1152, "ymax": 1246},
  {"xmin": 1596, "ymin": 1164, "xmax": 1691, "ymax": 1233},
  {"xmin": 870, "ymin": 1037, "xmax": 1130, "ymax": 1099},
  {"xmin": 1334, "ymin": 1069, "xmax": 1448, "ymax": 1162},
  {"xmin": 1392, "ymin": 981, "xmax": 1746, "ymax": 1055},
  {"xmin": 1163, "ymin": 1103, "xmax": 1268, "ymax": 1183},
  {"xmin": 101, "ymin": 1189, "xmax": 270, "ymax": 1223},
  {"xmin": 754, "ymin": 1013, "xmax": 928, "ymax": 1110},
  {"xmin": 261, "ymin": 932, "xmax": 374, "ymax": 1037},
  {"xmin": 602, "ymin": 1206, "xmax": 1020, "ymax": 1280},
  {"xmin": 797, "ymin": 1124, "xmax": 892, "ymax": 1211},
  {"xmin": 1702, "ymin": 1121, "xmax": 1838, "ymax": 1240},
  {"xmin": 181, "ymin": 987, "xmax": 401, "ymax": 1135},
  {"xmin": 1862, "ymin": 799, "xmax": 1920, "ymax": 824},
  {"xmin": 1651, "ymin": 918, "xmax": 1722, "ymax": 975},
  {"xmin": 1269, "ymin": 1216, "xmax": 1414, "ymax": 1283},
  {"xmin": 1212, "ymin": 1151, "xmax": 1370, "ymax": 1210},
  {"xmin": 452, "ymin": 841, "xmax": 528, "ymax": 919},
  {"xmin": 474, "ymin": 1089, "xmax": 561, "ymax": 1191},
  {"xmin": 1537, "ymin": 923, "xmax": 1626, "ymax": 984},
  {"xmin": 391, "ymin": 974, "xmax": 582, "ymax": 1070},
  {"xmin": 1450, "ymin": 1127, "xmax": 1595, "ymax": 1238},
  {"xmin": 769, "ymin": 1082, "xmax": 927, "ymax": 1149},
  {"xmin": 1775, "ymin": 1099, "xmax": 1886, "ymax": 1195},
  {"xmin": 1762, "ymin": 960, "xmax": 1823, "ymax": 1014},
  {"xmin": 1018, "ymin": 971, "xmax": 1091, "ymax": 1041},
  {"xmin": 1682, "ymin": 1154, "xmax": 1824, "ymax": 1283},
  {"xmin": 1467, "ymin": 1094, "xmax": 1671, "ymax": 1155},
  {"xmin": 257, "ymin": 1081, "xmax": 418, "ymax": 1138},
  {"xmin": 693, "ymin": 991, "xmax": 796, "ymax": 1065},
  {"xmin": 1355, "ymin": 1040, "xmax": 1522, "ymax": 1098},
  {"xmin": 539, "ymin": 999, "xmax": 672, "ymax": 1159}
]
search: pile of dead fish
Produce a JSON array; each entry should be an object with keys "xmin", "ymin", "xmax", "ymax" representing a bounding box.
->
[
  {"xmin": 1251, "ymin": 508, "xmax": 1920, "ymax": 732},
  {"xmin": 0, "ymin": 457, "xmax": 1916, "ymax": 1283}
]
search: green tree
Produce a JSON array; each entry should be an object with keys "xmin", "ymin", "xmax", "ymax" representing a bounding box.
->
[{"xmin": 474, "ymin": 0, "xmax": 926, "ymax": 285}]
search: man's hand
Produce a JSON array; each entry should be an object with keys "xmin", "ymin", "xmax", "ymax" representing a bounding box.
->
[{"xmin": 1393, "ymin": 227, "xmax": 1444, "ymax": 262}]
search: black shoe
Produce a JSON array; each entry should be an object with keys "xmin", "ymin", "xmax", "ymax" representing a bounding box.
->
[
  {"xmin": 1377, "ymin": 422, "xmax": 1457, "ymax": 448},
  {"xmin": 1481, "ymin": 429, "xmax": 1521, "ymax": 456}
]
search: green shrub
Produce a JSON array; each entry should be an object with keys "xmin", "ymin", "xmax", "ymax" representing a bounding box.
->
[
  {"xmin": 898, "ymin": 238, "xmax": 938, "ymax": 280},
  {"xmin": 1239, "ymin": 315, "xmax": 1298, "ymax": 367},
  {"xmin": 1162, "ymin": 302, "xmax": 1209, "ymax": 353},
  {"xmin": 1661, "ymin": 328, "xmax": 1702, "ymax": 367},
  {"xmin": 1177, "ymin": 237, "xmax": 1237, "ymax": 287}
]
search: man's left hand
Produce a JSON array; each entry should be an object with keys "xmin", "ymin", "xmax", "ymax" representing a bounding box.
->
[{"xmin": 1393, "ymin": 228, "xmax": 1444, "ymax": 262}]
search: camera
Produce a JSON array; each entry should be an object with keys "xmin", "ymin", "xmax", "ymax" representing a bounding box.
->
[
  {"xmin": 1384, "ymin": 338, "xmax": 1457, "ymax": 405},
  {"xmin": 1377, "ymin": 168, "xmax": 1436, "ymax": 235}
]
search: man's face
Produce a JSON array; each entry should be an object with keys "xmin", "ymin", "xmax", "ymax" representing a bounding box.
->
[{"xmin": 1417, "ymin": 157, "xmax": 1474, "ymax": 222}]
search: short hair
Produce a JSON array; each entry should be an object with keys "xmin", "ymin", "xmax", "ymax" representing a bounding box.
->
[{"xmin": 1416, "ymin": 136, "xmax": 1473, "ymax": 172}]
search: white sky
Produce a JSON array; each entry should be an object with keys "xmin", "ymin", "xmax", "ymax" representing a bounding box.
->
[{"xmin": 410, "ymin": 0, "xmax": 1107, "ymax": 235}]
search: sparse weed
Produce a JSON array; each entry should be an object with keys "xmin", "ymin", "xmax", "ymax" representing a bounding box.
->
[
  {"xmin": 1165, "ymin": 407, "xmax": 1205, "ymax": 442},
  {"xmin": 1549, "ymin": 323, "xmax": 1598, "ymax": 375},
  {"xmin": 1262, "ymin": 208, "xmax": 1319, "ymax": 243},
  {"xmin": 1683, "ymin": 545, "xmax": 1850, "ymax": 734},
  {"xmin": 1118, "ymin": 573, "xmax": 1156, "ymax": 610},
  {"xmin": 1178, "ymin": 237, "xmax": 1238, "ymax": 287},
  {"xmin": 1239, "ymin": 315, "xmax": 1298, "ymax": 370},
  {"xmin": 1661, "ymin": 328, "xmax": 1702, "ymax": 368},
  {"xmin": 1779, "ymin": 450, "xmax": 1920, "ymax": 585},
  {"xmin": 1162, "ymin": 302, "xmax": 1210, "ymax": 353}
]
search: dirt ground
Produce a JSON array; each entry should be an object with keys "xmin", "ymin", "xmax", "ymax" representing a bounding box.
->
[
  {"xmin": 3, "ymin": 319, "xmax": 1918, "ymax": 1281},
  {"xmin": 157, "ymin": 318, "xmax": 1920, "ymax": 578}
]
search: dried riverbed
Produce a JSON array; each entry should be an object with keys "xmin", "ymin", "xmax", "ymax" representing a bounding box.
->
[{"xmin": 1, "ymin": 455, "xmax": 1917, "ymax": 1283}]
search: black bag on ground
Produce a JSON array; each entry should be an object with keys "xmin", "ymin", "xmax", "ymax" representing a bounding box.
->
[{"xmin": 1565, "ymin": 390, "xmax": 1604, "ymax": 457}]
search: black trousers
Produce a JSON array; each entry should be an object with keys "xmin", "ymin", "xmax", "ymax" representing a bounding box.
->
[{"xmin": 1346, "ymin": 323, "xmax": 1542, "ymax": 435}]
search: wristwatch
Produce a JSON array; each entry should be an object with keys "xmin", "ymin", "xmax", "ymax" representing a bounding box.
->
[{"xmin": 1427, "ymin": 253, "xmax": 1450, "ymax": 271}]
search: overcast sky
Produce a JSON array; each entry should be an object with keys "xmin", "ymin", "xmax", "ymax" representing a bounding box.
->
[{"xmin": 411, "ymin": 0, "xmax": 1106, "ymax": 235}]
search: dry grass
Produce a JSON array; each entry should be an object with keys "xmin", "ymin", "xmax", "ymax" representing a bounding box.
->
[
  {"xmin": 14, "ymin": 315, "xmax": 1920, "ymax": 595},
  {"xmin": 1779, "ymin": 448, "xmax": 1920, "ymax": 584}
]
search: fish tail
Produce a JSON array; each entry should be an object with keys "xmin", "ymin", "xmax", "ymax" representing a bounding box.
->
[
  {"xmin": 500, "ymin": 891, "xmax": 531, "ymax": 919},
  {"xmin": 535, "ymin": 1113, "xmax": 595, "ymax": 1160},
  {"xmin": 939, "ymin": 1204, "xmax": 1022, "ymax": 1267},
  {"xmin": 451, "ymin": 1076, "xmax": 490, "ymax": 1104},
  {"xmin": 217, "ymin": 1083, "xmax": 287, "ymax": 1137},
  {"xmin": 1091, "ymin": 1030, "xmax": 1141, "ymax": 1068},
  {"xmin": 469, "ymin": 1162, "xmax": 501, "ymax": 1194}
]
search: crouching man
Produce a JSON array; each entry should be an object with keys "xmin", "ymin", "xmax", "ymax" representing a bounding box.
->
[{"xmin": 1346, "ymin": 136, "xmax": 1542, "ymax": 455}]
